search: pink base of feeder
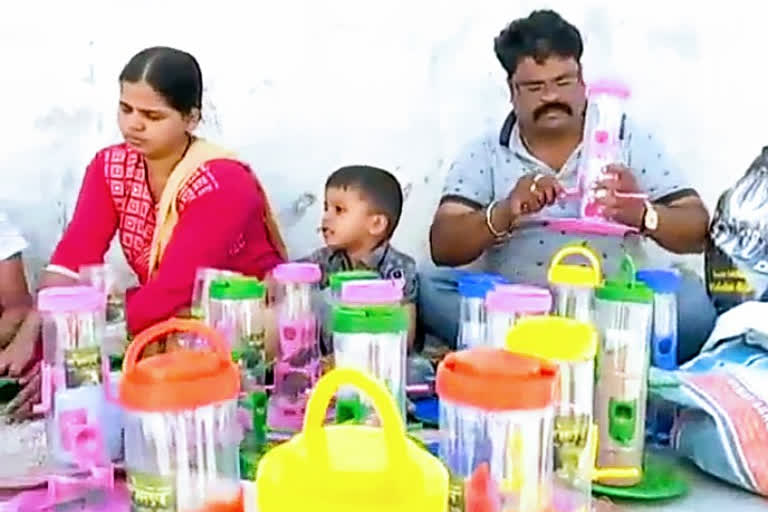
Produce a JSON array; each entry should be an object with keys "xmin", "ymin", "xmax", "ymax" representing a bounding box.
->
[
  {"xmin": 6, "ymin": 479, "xmax": 129, "ymax": 511},
  {"xmin": 544, "ymin": 217, "xmax": 639, "ymax": 237}
]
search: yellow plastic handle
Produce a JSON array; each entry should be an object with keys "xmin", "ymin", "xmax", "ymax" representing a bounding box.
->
[
  {"xmin": 548, "ymin": 244, "xmax": 602, "ymax": 286},
  {"xmin": 303, "ymin": 368, "xmax": 407, "ymax": 470},
  {"xmin": 588, "ymin": 423, "xmax": 641, "ymax": 482},
  {"xmin": 593, "ymin": 467, "xmax": 642, "ymax": 481}
]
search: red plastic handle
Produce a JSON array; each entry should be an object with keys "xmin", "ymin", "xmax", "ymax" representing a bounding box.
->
[{"xmin": 123, "ymin": 318, "xmax": 231, "ymax": 373}]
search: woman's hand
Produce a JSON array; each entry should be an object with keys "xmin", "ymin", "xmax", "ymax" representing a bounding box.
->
[
  {"xmin": 0, "ymin": 310, "xmax": 40, "ymax": 378},
  {"xmin": 6, "ymin": 362, "xmax": 41, "ymax": 421},
  {"xmin": 0, "ymin": 311, "xmax": 42, "ymax": 421}
]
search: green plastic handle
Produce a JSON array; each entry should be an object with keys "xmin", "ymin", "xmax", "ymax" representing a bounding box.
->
[
  {"xmin": 251, "ymin": 390, "xmax": 268, "ymax": 446},
  {"xmin": 618, "ymin": 254, "xmax": 637, "ymax": 285}
]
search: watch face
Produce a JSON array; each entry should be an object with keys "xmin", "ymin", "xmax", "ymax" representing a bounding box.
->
[
  {"xmin": 646, "ymin": 208, "xmax": 659, "ymax": 230},
  {"xmin": 644, "ymin": 204, "xmax": 658, "ymax": 231}
]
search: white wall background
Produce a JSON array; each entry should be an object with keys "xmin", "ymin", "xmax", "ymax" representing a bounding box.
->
[{"xmin": 1, "ymin": 0, "xmax": 764, "ymax": 286}]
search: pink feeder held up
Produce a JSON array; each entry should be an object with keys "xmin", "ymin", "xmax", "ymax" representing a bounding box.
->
[{"xmin": 546, "ymin": 79, "xmax": 646, "ymax": 237}]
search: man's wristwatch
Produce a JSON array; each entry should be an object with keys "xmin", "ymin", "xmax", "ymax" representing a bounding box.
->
[{"xmin": 642, "ymin": 200, "xmax": 659, "ymax": 233}]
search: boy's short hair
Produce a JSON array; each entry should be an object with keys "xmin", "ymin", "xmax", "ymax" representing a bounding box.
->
[{"xmin": 326, "ymin": 165, "xmax": 403, "ymax": 239}]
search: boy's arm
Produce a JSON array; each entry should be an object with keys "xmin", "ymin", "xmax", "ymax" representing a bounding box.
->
[{"xmin": 395, "ymin": 254, "xmax": 419, "ymax": 353}]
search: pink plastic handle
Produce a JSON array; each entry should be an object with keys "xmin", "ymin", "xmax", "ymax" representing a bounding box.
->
[
  {"xmin": 561, "ymin": 188, "xmax": 647, "ymax": 201},
  {"xmin": 47, "ymin": 465, "xmax": 115, "ymax": 506},
  {"xmin": 33, "ymin": 363, "xmax": 53, "ymax": 415},
  {"xmin": 615, "ymin": 192, "xmax": 648, "ymax": 199}
]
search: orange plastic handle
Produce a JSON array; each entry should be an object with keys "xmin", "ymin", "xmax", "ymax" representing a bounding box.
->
[{"xmin": 123, "ymin": 318, "xmax": 231, "ymax": 373}]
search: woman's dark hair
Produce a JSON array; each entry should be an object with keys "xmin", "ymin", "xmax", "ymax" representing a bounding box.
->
[
  {"xmin": 119, "ymin": 46, "xmax": 203, "ymax": 115},
  {"xmin": 494, "ymin": 10, "xmax": 583, "ymax": 77}
]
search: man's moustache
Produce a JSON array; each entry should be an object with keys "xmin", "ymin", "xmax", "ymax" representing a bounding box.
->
[{"xmin": 533, "ymin": 103, "xmax": 572, "ymax": 120}]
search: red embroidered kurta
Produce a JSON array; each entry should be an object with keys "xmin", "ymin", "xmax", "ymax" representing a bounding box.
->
[{"xmin": 51, "ymin": 143, "xmax": 285, "ymax": 334}]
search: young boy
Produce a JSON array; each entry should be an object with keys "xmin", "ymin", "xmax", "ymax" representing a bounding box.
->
[{"xmin": 302, "ymin": 165, "xmax": 418, "ymax": 348}]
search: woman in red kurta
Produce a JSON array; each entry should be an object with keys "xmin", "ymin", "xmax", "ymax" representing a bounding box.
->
[
  {"xmin": 7, "ymin": 46, "xmax": 288, "ymax": 419},
  {"xmin": 45, "ymin": 46, "xmax": 286, "ymax": 335},
  {"xmin": 48, "ymin": 144, "xmax": 285, "ymax": 333}
]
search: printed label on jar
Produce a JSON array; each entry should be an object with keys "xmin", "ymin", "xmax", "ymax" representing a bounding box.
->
[
  {"xmin": 64, "ymin": 346, "xmax": 102, "ymax": 388},
  {"xmin": 128, "ymin": 472, "xmax": 176, "ymax": 512},
  {"xmin": 448, "ymin": 473, "xmax": 465, "ymax": 512}
]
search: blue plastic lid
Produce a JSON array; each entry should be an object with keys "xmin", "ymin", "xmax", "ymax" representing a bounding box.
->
[
  {"xmin": 636, "ymin": 269, "xmax": 681, "ymax": 294},
  {"xmin": 456, "ymin": 272, "xmax": 509, "ymax": 298}
]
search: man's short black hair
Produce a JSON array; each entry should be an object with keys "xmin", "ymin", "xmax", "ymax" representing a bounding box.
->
[
  {"xmin": 494, "ymin": 10, "xmax": 583, "ymax": 77},
  {"xmin": 326, "ymin": 165, "xmax": 403, "ymax": 239}
]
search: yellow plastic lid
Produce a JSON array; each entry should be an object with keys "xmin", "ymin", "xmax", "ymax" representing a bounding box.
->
[
  {"xmin": 256, "ymin": 368, "xmax": 448, "ymax": 512},
  {"xmin": 548, "ymin": 244, "xmax": 602, "ymax": 287},
  {"xmin": 506, "ymin": 315, "xmax": 598, "ymax": 362}
]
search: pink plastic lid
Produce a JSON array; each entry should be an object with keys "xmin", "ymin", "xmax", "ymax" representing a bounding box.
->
[
  {"xmin": 272, "ymin": 263, "xmax": 321, "ymax": 284},
  {"xmin": 38, "ymin": 286, "xmax": 105, "ymax": 313},
  {"xmin": 588, "ymin": 79, "xmax": 631, "ymax": 99},
  {"xmin": 486, "ymin": 284, "xmax": 552, "ymax": 314},
  {"xmin": 341, "ymin": 279, "xmax": 403, "ymax": 304}
]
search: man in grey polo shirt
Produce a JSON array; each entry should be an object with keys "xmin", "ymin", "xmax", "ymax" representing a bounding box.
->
[{"xmin": 422, "ymin": 9, "xmax": 716, "ymax": 363}]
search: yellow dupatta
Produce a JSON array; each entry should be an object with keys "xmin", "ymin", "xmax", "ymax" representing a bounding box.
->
[{"xmin": 147, "ymin": 138, "xmax": 288, "ymax": 277}]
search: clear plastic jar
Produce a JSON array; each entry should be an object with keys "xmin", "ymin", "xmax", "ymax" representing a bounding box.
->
[
  {"xmin": 120, "ymin": 319, "xmax": 243, "ymax": 512},
  {"xmin": 190, "ymin": 268, "xmax": 242, "ymax": 321},
  {"xmin": 36, "ymin": 286, "xmax": 121, "ymax": 471},
  {"xmin": 269, "ymin": 263, "xmax": 322, "ymax": 432},
  {"xmin": 437, "ymin": 348, "xmax": 558, "ymax": 512},
  {"xmin": 637, "ymin": 269, "xmax": 681, "ymax": 370},
  {"xmin": 456, "ymin": 273, "xmax": 508, "ymax": 349},
  {"xmin": 506, "ymin": 316, "xmax": 598, "ymax": 512},
  {"xmin": 593, "ymin": 257, "xmax": 653, "ymax": 487},
  {"xmin": 321, "ymin": 270, "xmax": 378, "ymax": 353},
  {"xmin": 79, "ymin": 263, "xmax": 126, "ymax": 357},
  {"xmin": 207, "ymin": 277, "xmax": 268, "ymax": 393},
  {"xmin": 548, "ymin": 244, "xmax": 602, "ymax": 325},
  {"xmin": 485, "ymin": 285, "xmax": 551, "ymax": 348},
  {"xmin": 333, "ymin": 302, "xmax": 407, "ymax": 422}
]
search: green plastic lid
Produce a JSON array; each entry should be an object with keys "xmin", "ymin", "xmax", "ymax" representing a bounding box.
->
[
  {"xmin": 332, "ymin": 305, "xmax": 408, "ymax": 334},
  {"xmin": 595, "ymin": 254, "xmax": 653, "ymax": 304},
  {"xmin": 209, "ymin": 277, "xmax": 266, "ymax": 300},
  {"xmin": 329, "ymin": 270, "xmax": 379, "ymax": 293}
]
